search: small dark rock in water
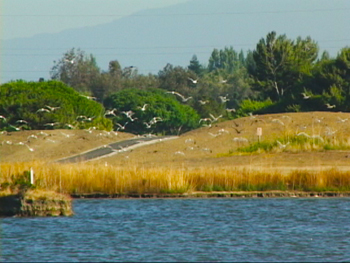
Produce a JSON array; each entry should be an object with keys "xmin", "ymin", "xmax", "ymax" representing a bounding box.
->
[{"xmin": 0, "ymin": 189, "xmax": 73, "ymax": 217}]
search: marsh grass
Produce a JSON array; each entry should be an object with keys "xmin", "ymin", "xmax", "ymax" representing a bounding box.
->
[
  {"xmin": 2, "ymin": 162, "xmax": 350, "ymax": 195},
  {"xmin": 224, "ymin": 133, "xmax": 350, "ymax": 156}
]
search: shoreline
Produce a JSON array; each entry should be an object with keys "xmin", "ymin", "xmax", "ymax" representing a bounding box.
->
[{"xmin": 71, "ymin": 191, "xmax": 350, "ymax": 199}]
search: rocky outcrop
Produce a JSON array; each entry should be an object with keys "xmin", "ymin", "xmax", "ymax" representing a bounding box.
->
[{"xmin": 0, "ymin": 189, "xmax": 73, "ymax": 217}]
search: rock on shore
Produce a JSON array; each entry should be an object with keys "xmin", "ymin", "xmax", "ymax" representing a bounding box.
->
[{"xmin": 0, "ymin": 189, "xmax": 73, "ymax": 217}]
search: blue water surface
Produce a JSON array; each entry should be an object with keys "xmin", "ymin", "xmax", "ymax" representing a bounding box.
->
[{"xmin": 1, "ymin": 198, "xmax": 350, "ymax": 262}]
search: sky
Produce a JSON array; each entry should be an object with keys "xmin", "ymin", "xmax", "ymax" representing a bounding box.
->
[
  {"xmin": 1, "ymin": 0, "xmax": 350, "ymax": 83},
  {"xmin": 1, "ymin": 0, "xmax": 188, "ymax": 40}
]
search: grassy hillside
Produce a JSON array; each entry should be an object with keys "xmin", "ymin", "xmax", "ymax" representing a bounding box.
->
[
  {"xmin": 2, "ymin": 111, "xmax": 350, "ymax": 195},
  {"xmin": 1, "ymin": 111, "xmax": 350, "ymax": 172}
]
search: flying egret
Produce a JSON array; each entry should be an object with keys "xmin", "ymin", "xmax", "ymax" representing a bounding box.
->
[
  {"xmin": 188, "ymin": 77, "xmax": 198, "ymax": 84},
  {"xmin": 325, "ymin": 103, "xmax": 336, "ymax": 109}
]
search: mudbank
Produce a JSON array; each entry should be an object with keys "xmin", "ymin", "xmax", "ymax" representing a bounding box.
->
[{"xmin": 0, "ymin": 189, "xmax": 73, "ymax": 217}]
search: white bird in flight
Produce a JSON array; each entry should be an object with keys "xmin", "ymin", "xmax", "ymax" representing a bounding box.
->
[
  {"xmin": 188, "ymin": 77, "xmax": 198, "ymax": 84},
  {"xmin": 166, "ymin": 91, "xmax": 192, "ymax": 102},
  {"xmin": 104, "ymin": 108, "xmax": 117, "ymax": 117},
  {"xmin": 16, "ymin": 119, "xmax": 29, "ymax": 125},
  {"xmin": 64, "ymin": 58, "xmax": 75, "ymax": 64},
  {"xmin": 325, "ymin": 103, "xmax": 336, "ymax": 109},
  {"xmin": 137, "ymin": 104, "xmax": 149, "ymax": 111},
  {"xmin": 116, "ymin": 122, "xmax": 128, "ymax": 131},
  {"xmin": 80, "ymin": 95, "xmax": 97, "ymax": 100},
  {"xmin": 45, "ymin": 105, "xmax": 60, "ymax": 111},
  {"xmin": 276, "ymin": 140, "xmax": 289, "ymax": 149},
  {"xmin": 337, "ymin": 117, "xmax": 348, "ymax": 123},
  {"xmin": 219, "ymin": 95, "xmax": 230, "ymax": 103},
  {"xmin": 271, "ymin": 118, "xmax": 284, "ymax": 126},
  {"xmin": 25, "ymin": 144, "xmax": 35, "ymax": 152},
  {"xmin": 301, "ymin": 93, "xmax": 311, "ymax": 99},
  {"xmin": 36, "ymin": 108, "xmax": 50, "ymax": 113},
  {"xmin": 209, "ymin": 114, "xmax": 222, "ymax": 123},
  {"xmin": 199, "ymin": 100, "xmax": 209, "ymax": 105}
]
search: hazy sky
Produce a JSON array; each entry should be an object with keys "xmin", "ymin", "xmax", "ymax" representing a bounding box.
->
[{"xmin": 1, "ymin": 0, "xmax": 188, "ymax": 40}]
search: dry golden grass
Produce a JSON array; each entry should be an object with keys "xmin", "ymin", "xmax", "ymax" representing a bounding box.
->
[
  {"xmin": 1, "ymin": 161, "xmax": 350, "ymax": 194},
  {"xmin": 1, "ymin": 112, "xmax": 350, "ymax": 194}
]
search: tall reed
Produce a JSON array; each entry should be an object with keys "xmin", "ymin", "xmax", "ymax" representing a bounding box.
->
[{"xmin": 2, "ymin": 162, "xmax": 350, "ymax": 194}]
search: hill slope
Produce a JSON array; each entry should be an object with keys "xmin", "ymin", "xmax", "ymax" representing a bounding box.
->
[{"xmin": 2, "ymin": 112, "xmax": 350, "ymax": 173}]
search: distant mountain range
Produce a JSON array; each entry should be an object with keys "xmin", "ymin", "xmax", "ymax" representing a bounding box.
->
[{"xmin": 2, "ymin": 0, "xmax": 350, "ymax": 83}]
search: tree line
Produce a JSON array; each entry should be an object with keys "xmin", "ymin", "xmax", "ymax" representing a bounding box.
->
[{"xmin": 1, "ymin": 31, "xmax": 350, "ymax": 134}]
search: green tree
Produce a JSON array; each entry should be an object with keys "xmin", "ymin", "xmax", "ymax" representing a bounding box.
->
[
  {"xmin": 250, "ymin": 31, "xmax": 318, "ymax": 101},
  {"xmin": 103, "ymin": 88, "xmax": 200, "ymax": 135},
  {"xmin": 50, "ymin": 48, "xmax": 101, "ymax": 95},
  {"xmin": 208, "ymin": 47, "xmax": 241, "ymax": 74},
  {"xmin": 0, "ymin": 80, "xmax": 112, "ymax": 131},
  {"xmin": 188, "ymin": 55, "xmax": 205, "ymax": 76}
]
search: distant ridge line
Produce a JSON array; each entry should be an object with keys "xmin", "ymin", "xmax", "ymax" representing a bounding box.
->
[{"xmin": 3, "ymin": 8, "xmax": 350, "ymax": 17}]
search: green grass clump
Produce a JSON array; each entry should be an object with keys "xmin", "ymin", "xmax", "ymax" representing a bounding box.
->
[
  {"xmin": 237, "ymin": 141, "xmax": 274, "ymax": 153},
  {"xmin": 227, "ymin": 134, "xmax": 350, "ymax": 155}
]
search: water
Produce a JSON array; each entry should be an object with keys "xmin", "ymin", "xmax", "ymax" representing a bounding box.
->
[{"xmin": 1, "ymin": 198, "xmax": 350, "ymax": 262}]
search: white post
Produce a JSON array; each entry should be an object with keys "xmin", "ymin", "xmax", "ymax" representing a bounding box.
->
[
  {"xmin": 30, "ymin": 167, "xmax": 35, "ymax": 185},
  {"xmin": 257, "ymin": 127, "xmax": 262, "ymax": 143}
]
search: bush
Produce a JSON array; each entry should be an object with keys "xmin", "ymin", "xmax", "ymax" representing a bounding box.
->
[
  {"xmin": 235, "ymin": 99, "xmax": 273, "ymax": 117},
  {"xmin": 0, "ymin": 80, "xmax": 113, "ymax": 131},
  {"xmin": 104, "ymin": 88, "xmax": 200, "ymax": 135}
]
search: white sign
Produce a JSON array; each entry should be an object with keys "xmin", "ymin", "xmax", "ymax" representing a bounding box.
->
[{"xmin": 257, "ymin": 127, "xmax": 262, "ymax": 136}]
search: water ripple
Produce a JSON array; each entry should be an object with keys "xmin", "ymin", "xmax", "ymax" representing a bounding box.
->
[{"xmin": 1, "ymin": 198, "xmax": 350, "ymax": 262}]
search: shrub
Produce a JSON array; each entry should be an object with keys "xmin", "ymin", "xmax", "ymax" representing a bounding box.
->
[{"xmin": 0, "ymin": 80, "xmax": 113, "ymax": 131}]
